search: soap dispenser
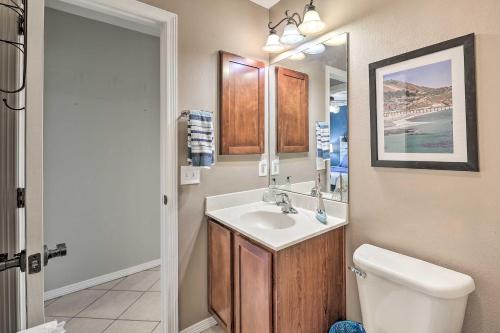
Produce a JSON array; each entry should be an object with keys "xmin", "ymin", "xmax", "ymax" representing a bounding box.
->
[{"xmin": 314, "ymin": 173, "xmax": 328, "ymax": 224}]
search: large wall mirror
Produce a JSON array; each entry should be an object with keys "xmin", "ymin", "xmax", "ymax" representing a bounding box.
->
[{"xmin": 268, "ymin": 32, "xmax": 349, "ymax": 203}]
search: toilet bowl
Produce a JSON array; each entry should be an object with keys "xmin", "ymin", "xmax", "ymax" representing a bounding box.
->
[{"xmin": 353, "ymin": 244, "xmax": 475, "ymax": 333}]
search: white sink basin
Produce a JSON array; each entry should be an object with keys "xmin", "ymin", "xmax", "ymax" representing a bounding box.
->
[
  {"xmin": 240, "ymin": 211, "xmax": 296, "ymax": 230},
  {"xmin": 206, "ymin": 201, "xmax": 347, "ymax": 251}
]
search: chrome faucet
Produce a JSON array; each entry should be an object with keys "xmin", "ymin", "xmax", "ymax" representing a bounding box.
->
[{"xmin": 275, "ymin": 193, "xmax": 298, "ymax": 214}]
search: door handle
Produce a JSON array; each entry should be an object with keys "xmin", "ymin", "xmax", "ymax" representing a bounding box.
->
[
  {"xmin": 44, "ymin": 243, "xmax": 67, "ymax": 266},
  {"xmin": 0, "ymin": 243, "xmax": 68, "ymax": 273},
  {"xmin": 0, "ymin": 251, "xmax": 26, "ymax": 273}
]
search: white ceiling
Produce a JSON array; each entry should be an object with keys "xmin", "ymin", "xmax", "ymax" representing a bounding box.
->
[{"xmin": 248, "ymin": 0, "xmax": 281, "ymax": 9}]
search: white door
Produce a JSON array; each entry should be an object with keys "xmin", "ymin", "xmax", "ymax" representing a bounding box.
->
[
  {"xmin": 24, "ymin": 0, "xmax": 46, "ymax": 327},
  {"xmin": 23, "ymin": 0, "xmax": 179, "ymax": 331},
  {"xmin": 0, "ymin": 0, "xmax": 27, "ymax": 331}
]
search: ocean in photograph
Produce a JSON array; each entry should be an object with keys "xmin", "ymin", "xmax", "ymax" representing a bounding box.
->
[
  {"xmin": 384, "ymin": 108, "xmax": 453, "ymax": 153},
  {"xmin": 382, "ymin": 60, "xmax": 454, "ymax": 154}
]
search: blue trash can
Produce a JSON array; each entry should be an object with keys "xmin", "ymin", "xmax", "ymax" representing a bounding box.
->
[{"xmin": 329, "ymin": 320, "xmax": 366, "ymax": 333}]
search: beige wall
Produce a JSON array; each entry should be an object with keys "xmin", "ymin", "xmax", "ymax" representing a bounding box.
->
[
  {"xmin": 271, "ymin": 0, "xmax": 500, "ymax": 332},
  {"xmin": 139, "ymin": 0, "xmax": 269, "ymax": 329}
]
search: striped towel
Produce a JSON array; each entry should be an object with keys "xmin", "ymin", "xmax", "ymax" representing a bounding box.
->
[
  {"xmin": 187, "ymin": 110, "xmax": 215, "ymax": 168},
  {"xmin": 316, "ymin": 121, "xmax": 330, "ymax": 160}
]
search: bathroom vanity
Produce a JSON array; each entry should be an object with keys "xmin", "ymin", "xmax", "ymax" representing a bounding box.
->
[
  {"xmin": 207, "ymin": 30, "xmax": 351, "ymax": 333},
  {"xmin": 206, "ymin": 192, "xmax": 347, "ymax": 333}
]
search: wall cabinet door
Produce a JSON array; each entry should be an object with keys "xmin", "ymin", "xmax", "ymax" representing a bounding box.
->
[
  {"xmin": 276, "ymin": 67, "xmax": 309, "ymax": 153},
  {"xmin": 234, "ymin": 235, "xmax": 273, "ymax": 333},
  {"xmin": 208, "ymin": 220, "xmax": 232, "ymax": 331},
  {"xmin": 219, "ymin": 51, "xmax": 265, "ymax": 155}
]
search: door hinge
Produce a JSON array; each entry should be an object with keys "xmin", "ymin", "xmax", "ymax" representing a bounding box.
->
[{"xmin": 17, "ymin": 188, "xmax": 25, "ymax": 208}]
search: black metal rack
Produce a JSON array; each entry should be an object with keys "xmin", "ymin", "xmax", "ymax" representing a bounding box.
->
[{"xmin": 0, "ymin": 0, "xmax": 26, "ymax": 111}]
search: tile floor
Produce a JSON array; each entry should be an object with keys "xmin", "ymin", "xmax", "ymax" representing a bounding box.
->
[
  {"xmin": 44, "ymin": 266, "xmax": 161, "ymax": 333},
  {"xmin": 44, "ymin": 265, "xmax": 224, "ymax": 333}
]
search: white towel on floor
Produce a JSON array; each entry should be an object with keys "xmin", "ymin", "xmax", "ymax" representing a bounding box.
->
[{"xmin": 18, "ymin": 321, "xmax": 66, "ymax": 333}]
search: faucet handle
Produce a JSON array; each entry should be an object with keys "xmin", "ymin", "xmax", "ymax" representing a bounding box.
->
[{"xmin": 275, "ymin": 192, "xmax": 289, "ymax": 204}]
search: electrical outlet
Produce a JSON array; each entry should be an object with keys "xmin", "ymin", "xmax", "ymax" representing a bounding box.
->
[{"xmin": 180, "ymin": 166, "xmax": 200, "ymax": 185}]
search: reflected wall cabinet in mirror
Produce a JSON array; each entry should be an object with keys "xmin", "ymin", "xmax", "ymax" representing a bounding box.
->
[
  {"xmin": 276, "ymin": 67, "xmax": 309, "ymax": 153},
  {"xmin": 219, "ymin": 51, "xmax": 265, "ymax": 155},
  {"xmin": 268, "ymin": 32, "xmax": 349, "ymax": 203}
]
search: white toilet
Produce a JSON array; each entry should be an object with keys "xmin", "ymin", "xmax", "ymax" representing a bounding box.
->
[{"xmin": 353, "ymin": 244, "xmax": 475, "ymax": 333}]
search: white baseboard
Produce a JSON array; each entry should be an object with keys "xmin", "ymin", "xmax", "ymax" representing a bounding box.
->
[
  {"xmin": 180, "ymin": 317, "xmax": 218, "ymax": 333},
  {"xmin": 44, "ymin": 259, "xmax": 161, "ymax": 301}
]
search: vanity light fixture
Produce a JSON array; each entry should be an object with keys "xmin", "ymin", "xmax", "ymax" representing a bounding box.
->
[
  {"xmin": 303, "ymin": 43, "xmax": 326, "ymax": 54},
  {"xmin": 263, "ymin": 0, "xmax": 325, "ymax": 53},
  {"xmin": 289, "ymin": 52, "xmax": 306, "ymax": 60},
  {"xmin": 281, "ymin": 22, "xmax": 304, "ymax": 45},
  {"xmin": 263, "ymin": 29, "xmax": 286, "ymax": 53},
  {"xmin": 298, "ymin": 0, "xmax": 326, "ymax": 35}
]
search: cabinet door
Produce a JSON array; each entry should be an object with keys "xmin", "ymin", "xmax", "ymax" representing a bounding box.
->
[
  {"xmin": 220, "ymin": 51, "xmax": 265, "ymax": 155},
  {"xmin": 234, "ymin": 235, "xmax": 273, "ymax": 333},
  {"xmin": 208, "ymin": 220, "xmax": 232, "ymax": 331},
  {"xmin": 276, "ymin": 66, "xmax": 309, "ymax": 153}
]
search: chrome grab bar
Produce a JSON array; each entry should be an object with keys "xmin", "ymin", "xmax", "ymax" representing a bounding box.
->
[{"xmin": 348, "ymin": 266, "xmax": 367, "ymax": 279}]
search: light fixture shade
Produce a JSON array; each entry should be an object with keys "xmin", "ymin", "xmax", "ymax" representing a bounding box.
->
[
  {"xmin": 298, "ymin": 8, "xmax": 326, "ymax": 35},
  {"xmin": 303, "ymin": 43, "xmax": 325, "ymax": 54},
  {"xmin": 280, "ymin": 23, "xmax": 304, "ymax": 45},
  {"xmin": 324, "ymin": 34, "xmax": 347, "ymax": 46},
  {"xmin": 289, "ymin": 52, "xmax": 306, "ymax": 61},
  {"xmin": 263, "ymin": 32, "xmax": 285, "ymax": 53}
]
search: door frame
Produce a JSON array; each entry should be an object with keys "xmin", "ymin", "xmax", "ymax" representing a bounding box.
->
[
  {"xmin": 324, "ymin": 65, "xmax": 348, "ymax": 193},
  {"xmin": 25, "ymin": 0, "xmax": 178, "ymax": 331}
]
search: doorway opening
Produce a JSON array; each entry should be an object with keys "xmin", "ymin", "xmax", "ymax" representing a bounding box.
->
[{"xmin": 43, "ymin": 7, "xmax": 162, "ymax": 332}]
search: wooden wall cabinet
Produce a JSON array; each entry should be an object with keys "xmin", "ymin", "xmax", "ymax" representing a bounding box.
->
[
  {"xmin": 208, "ymin": 219, "xmax": 346, "ymax": 333},
  {"xmin": 276, "ymin": 67, "xmax": 309, "ymax": 153},
  {"xmin": 219, "ymin": 51, "xmax": 265, "ymax": 155}
]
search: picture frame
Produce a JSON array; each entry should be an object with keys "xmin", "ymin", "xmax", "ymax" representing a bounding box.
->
[{"xmin": 369, "ymin": 33, "xmax": 478, "ymax": 171}]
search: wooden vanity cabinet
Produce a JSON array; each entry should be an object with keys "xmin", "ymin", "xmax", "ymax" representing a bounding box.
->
[{"xmin": 208, "ymin": 218, "xmax": 346, "ymax": 333}]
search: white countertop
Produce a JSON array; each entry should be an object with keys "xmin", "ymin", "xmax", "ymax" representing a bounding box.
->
[{"xmin": 206, "ymin": 201, "xmax": 347, "ymax": 251}]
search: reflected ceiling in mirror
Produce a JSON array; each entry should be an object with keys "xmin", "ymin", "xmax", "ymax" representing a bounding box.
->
[{"xmin": 268, "ymin": 32, "xmax": 349, "ymax": 203}]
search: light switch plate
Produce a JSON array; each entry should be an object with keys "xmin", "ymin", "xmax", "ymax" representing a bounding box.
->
[
  {"xmin": 259, "ymin": 159, "xmax": 268, "ymax": 177},
  {"xmin": 271, "ymin": 158, "xmax": 280, "ymax": 175},
  {"xmin": 180, "ymin": 166, "xmax": 201, "ymax": 185}
]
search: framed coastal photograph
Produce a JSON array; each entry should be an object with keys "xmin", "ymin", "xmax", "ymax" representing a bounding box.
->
[{"xmin": 369, "ymin": 34, "xmax": 478, "ymax": 171}]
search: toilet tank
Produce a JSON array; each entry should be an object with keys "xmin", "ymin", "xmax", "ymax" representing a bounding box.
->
[{"xmin": 353, "ymin": 244, "xmax": 475, "ymax": 333}]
